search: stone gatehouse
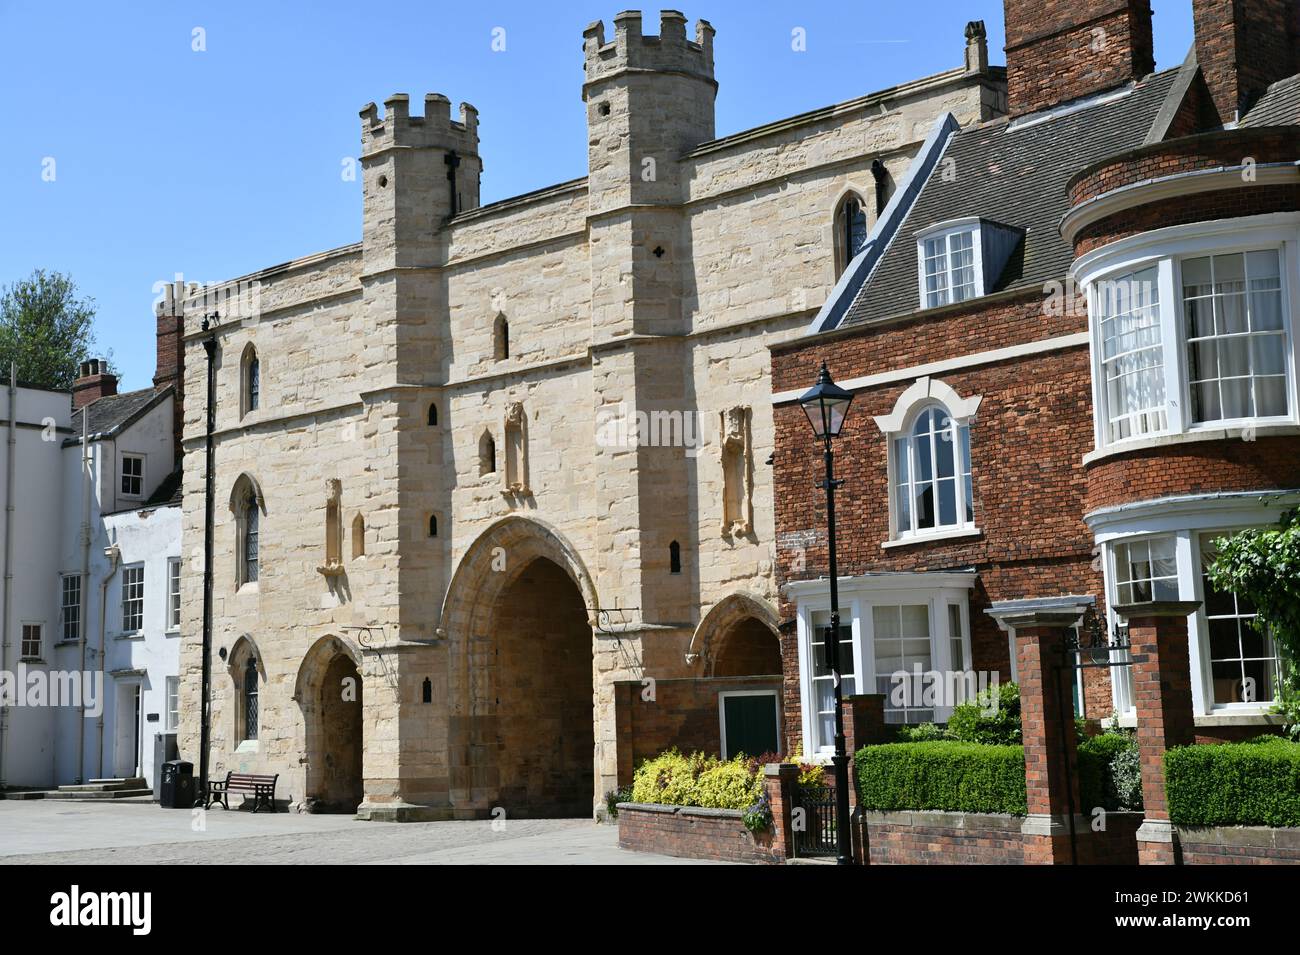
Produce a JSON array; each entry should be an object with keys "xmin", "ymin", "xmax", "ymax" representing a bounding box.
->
[{"xmin": 175, "ymin": 10, "xmax": 1006, "ymax": 819}]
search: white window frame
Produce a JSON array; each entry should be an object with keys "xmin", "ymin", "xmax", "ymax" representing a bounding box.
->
[
  {"xmin": 791, "ymin": 573, "xmax": 975, "ymax": 758},
  {"xmin": 1077, "ymin": 217, "xmax": 1300, "ymax": 456},
  {"xmin": 60, "ymin": 573, "xmax": 82, "ymax": 643},
  {"xmin": 916, "ymin": 219, "xmax": 984, "ymax": 310},
  {"xmin": 717, "ymin": 689, "xmax": 783, "ymax": 760},
  {"xmin": 121, "ymin": 564, "xmax": 145, "ymax": 634},
  {"xmin": 875, "ymin": 377, "xmax": 982, "ymax": 546},
  {"xmin": 19, "ymin": 622, "xmax": 44, "ymax": 662},
  {"xmin": 167, "ymin": 557, "xmax": 181, "ymax": 632},
  {"xmin": 165, "ymin": 676, "xmax": 180, "ymax": 733},
  {"xmin": 119, "ymin": 452, "xmax": 146, "ymax": 499}
]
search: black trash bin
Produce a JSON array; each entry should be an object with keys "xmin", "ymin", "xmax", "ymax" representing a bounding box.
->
[{"xmin": 160, "ymin": 760, "xmax": 194, "ymax": 809}]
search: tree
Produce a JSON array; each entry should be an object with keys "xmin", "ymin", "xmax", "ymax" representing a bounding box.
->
[
  {"xmin": 1206, "ymin": 509, "xmax": 1300, "ymax": 739},
  {"xmin": 0, "ymin": 270, "xmax": 105, "ymax": 391}
]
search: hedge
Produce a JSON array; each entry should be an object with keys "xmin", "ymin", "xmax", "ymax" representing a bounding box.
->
[
  {"xmin": 1165, "ymin": 737, "xmax": 1300, "ymax": 828},
  {"xmin": 855, "ymin": 742, "xmax": 1027, "ymax": 815}
]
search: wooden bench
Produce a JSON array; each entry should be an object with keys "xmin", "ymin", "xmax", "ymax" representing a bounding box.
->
[{"xmin": 206, "ymin": 772, "xmax": 280, "ymax": 813}]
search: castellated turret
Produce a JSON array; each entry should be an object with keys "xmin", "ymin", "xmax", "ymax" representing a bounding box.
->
[
  {"xmin": 359, "ymin": 92, "xmax": 482, "ymax": 272},
  {"xmin": 582, "ymin": 10, "xmax": 717, "ymax": 212}
]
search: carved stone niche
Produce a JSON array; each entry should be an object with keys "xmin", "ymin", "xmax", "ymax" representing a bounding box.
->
[
  {"xmin": 317, "ymin": 478, "xmax": 345, "ymax": 577},
  {"xmin": 502, "ymin": 401, "xmax": 531, "ymax": 497},
  {"xmin": 720, "ymin": 405, "xmax": 753, "ymax": 537}
]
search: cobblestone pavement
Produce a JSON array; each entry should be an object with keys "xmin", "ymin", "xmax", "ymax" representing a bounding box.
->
[{"xmin": 0, "ymin": 800, "xmax": 725, "ymax": 865}]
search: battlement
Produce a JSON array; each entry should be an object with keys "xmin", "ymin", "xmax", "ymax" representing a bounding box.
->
[
  {"xmin": 583, "ymin": 10, "xmax": 715, "ymax": 86},
  {"xmin": 360, "ymin": 93, "xmax": 480, "ymax": 154}
]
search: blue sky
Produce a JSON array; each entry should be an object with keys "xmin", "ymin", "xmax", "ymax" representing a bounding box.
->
[{"xmin": 0, "ymin": 1, "xmax": 1195, "ymax": 391}]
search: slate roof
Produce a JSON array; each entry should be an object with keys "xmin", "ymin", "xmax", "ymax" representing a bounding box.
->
[
  {"xmin": 63, "ymin": 386, "xmax": 170, "ymax": 444},
  {"xmin": 839, "ymin": 68, "xmax": 1182, "ymax": 328},
  {"xmin": 144, "ymin": 465, "xmax": 183, "ymax": 507},
  {"xmin": 1240, "ymin": 72, "xmax": 1300, "ymax": 127}
]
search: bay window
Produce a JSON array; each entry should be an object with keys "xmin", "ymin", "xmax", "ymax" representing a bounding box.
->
[
  {"xmin": 792, "ymin": 573, "xmax": 975, "ymax": 755},
  {"xmin": 1079, "ymin": 220, "xmax": 1299, "ymax": 455}
]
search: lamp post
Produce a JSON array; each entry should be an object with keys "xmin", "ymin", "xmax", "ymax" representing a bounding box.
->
[
  {"xmin": 798, "ymin": 361, "xmax": 855, "ymax": 865},
  {"xmin": 197, "ymin": 314, "xmax": 218, "ymax": 807}
]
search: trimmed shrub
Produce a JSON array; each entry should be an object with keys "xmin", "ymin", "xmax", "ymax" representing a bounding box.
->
[
  {"xmin": 1165, "ymin": 738, "xmax": 1300, "ymax": 827},
  {"xmin": 945, "ymin": 682, "xmax": 1022, "ymax": 745},
  {"xmin": 855, "ymin": 742, "xmax": 1027, "ymax": 815},
  {"xmin": 630, "ymin": 749, "xmax": 763, "ymax": 812}
]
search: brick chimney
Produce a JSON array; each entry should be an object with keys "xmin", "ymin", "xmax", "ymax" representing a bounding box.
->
[
  {"xmin": 72, "ymin": 358, "xmax": 117, "ymax": 411},
  {"xmin": 1004, "ymin": 0, "xmax": 1155, "ymax": 118},
  {"xmin": 153, "ymin": 280, "xmax": 186, "ymax": 463},
  {"xmin": 1193, "ymin": 0, "xmax": 1300, "ymax": 128}
]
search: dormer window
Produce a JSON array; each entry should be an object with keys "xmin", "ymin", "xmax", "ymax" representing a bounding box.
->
[
  {"xmin": 920, "ymin": 227, "xmax": 977, "ymax": 308},
  {"xmin": 915, "ymin": 217, "xmax": 1022, "ymax": 311}
]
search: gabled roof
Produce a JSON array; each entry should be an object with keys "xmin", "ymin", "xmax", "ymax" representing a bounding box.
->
[
  {"xmin": 1241, "ymin": 72, "xmax": 1300, "ymax": 127},
  {"xmin": 833, "ymin": 68, "xmax": 1182, "ymax": 329},
  {"xmin": 61, "ymin": 386, "xmax": 170, "ymax": 446}
]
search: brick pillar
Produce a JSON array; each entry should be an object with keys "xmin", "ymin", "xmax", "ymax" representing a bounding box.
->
[
  {"xmin": 1115, "ymin": 600, "xmax": 1200, "ymax": 866},
  {"xmin": 764, "ymin": 762, "xmax": 799, "ymax": 861},
  {"xmin": 843, "ymin": 693, "xmax": 888, "ymax": 753},
  {"xmin": 1004, "ymin": 610, "xmax": 1088, "ymax": 865}
]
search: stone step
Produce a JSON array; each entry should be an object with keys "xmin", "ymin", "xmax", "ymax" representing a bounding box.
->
[
  {"xmin": 42, "ymin": 788, "xmax": 153, "ymax": 801},
  {"xmin": 0, "ymin": 790, "xmax": 46, "ymax": 800},
  {"xmin": 89, "ymin": 777, "xmax": 146, "ymax": 787},
  {"xmin": 57, "ymin": 777, "xmax": 146, "ymax": 793}
]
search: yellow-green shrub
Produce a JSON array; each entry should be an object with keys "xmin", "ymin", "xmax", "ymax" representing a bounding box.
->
[{"xmin": 630, "ymin": 749, "xmax": 764, "ymax": 810}]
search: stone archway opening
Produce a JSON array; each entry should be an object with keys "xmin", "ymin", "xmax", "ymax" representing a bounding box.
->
[
  {"xmin": 489, "ymin": 556, "xmax": 594, "ymax": 817},
  {"xmin": 712, "ymin": 616, "xmax": 782, "ymax": 677},
  {"xmin": 300, "ymin": 638, "xmax": 364, "ymax": 813}
]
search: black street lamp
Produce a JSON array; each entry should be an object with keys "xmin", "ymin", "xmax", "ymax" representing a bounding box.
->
[{"xmin": 798, "ymin": 361, "xmax": 855, "ymax": 865}]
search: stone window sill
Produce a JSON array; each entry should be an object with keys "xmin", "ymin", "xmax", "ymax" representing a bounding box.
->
[
  {"xmin": 1083, "ymin": 423, "xmax": 1300, "ymax": 466},
  {"xmin": 882, "ymin": 527, "xmax": 982, "ymax": 549}
]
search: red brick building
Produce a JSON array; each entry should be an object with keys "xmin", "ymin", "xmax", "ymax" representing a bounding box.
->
[{"xmin": 771, "ymin": 0, "xmax": 1300, "ymax": 758}]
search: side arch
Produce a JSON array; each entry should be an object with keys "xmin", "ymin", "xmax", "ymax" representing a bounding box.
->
[{"xmin": 686, "ymin": 592, "xmax": 781, "ymax": 674}]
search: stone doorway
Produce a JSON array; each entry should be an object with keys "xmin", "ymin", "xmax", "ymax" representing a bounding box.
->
[
  {"xmin": 298, "ymin": 636, "xmax": 364, "ymax": 813},
  {"xmin": 490, "ymin": 557, "xmax": 595, "ymax": 817}
]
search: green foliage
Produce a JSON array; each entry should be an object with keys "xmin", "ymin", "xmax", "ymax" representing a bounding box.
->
[
  {"xmin": 1078, "ymin": 732, "xmax": 1142, "ymax": 812},
  {"xmin": 1165, "ymin": 738, "xmax": 1300, "ymax": 827},
  {"xmin": 895, "ymin": 721, "xmax": 947, "ymax": 742},
  {"xmin": 0, "ymin": 270, "xmax": 103, "ymax": 391},
  {"xmin": 630, "ymin": 749, "xmax": 763, "ymax": 811},
  {"xmin": 855, "ymin": 742, "xmax": 1027, "ymax": 815},
  {"xmin": 603, "ymin": 785, "xmax": 632, "ymax": 819},
  {"xmin": 1205, "ymin": 511, "xmax": 1300, "ymax": 737},
  {"xmin": 945, "ymin": 682, "xmax": 1022, "ymax": 745}
]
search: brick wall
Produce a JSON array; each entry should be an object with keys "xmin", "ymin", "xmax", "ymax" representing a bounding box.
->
[
  {"xmin": 1074, "ymin": 185, "xmax": 1300, "ymax": 256},
  {"xmin": 1003, "ymin": 0, "xmax": 1154, "ymax": 118},
  {"xmin": 860, "ymin": 810, "xmax": 1024, "ymax": 863},
  {"xmin": 613, "ymin": 676, "xmax": 782, "ymax": 786},
  {"xmin": 617, "ymin": 802, "xmax": 780, "ymax": 863},
  {"xmin": 1085, "ymin": 434, "xmax": 1300, "ymax": 513},
  {"xmin": 1176, "ymin": 826, "xmax": 1300, "ymax": 864},
  {"xmin": 772, "ymin": 296, "xmax": 1115, "ymax": 741}
]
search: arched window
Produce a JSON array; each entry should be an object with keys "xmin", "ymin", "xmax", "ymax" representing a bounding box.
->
[
  {"xmin": 493, "ymin": 314, "xmax": 509, "ymax": 361},
  {"xmin": 241, "ymin": 344, "xmax": 260, "ymax": 417},
  {"xmin": 243, "ymin": 499, "xmax": 260, "ymax": 583},
  {"xmin": 892, "ymin": 403, "xmax": 973, "ymax": 538},
  {"xmin": 428, "ymin": 514, "xmax": 438, "ymax": 538},
  {"xmin": 835, "ymin": 193, "xmax": 869, "ymax": 274},
  {"xmin": 669, "ymin": 540, "xmax": 682, "ymax": 574},
  {"xmin": 243, "ymin": 656, "xmax": 259, "ymax": 741},
  {"xmin": 230, "ymin": 474, "xmax": 264, "ymax": 588},
  {"xmin": 479, "ymin": 431, "xmax": 496, "ymax": 476},
  {"xmin": 351, "ymin": 513, "xmax": 365, "ymax": 559},
  {"xmin": 427, "ymin": 403, "xmax": 438, "ymax": 426}
]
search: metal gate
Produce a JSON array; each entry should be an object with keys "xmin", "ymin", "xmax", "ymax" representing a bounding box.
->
[
  {"xmin": 793, "ymin": 790, "xmax": 838, "ymax": 858},
  {"xmin": 1054, "ymin": 605, "xmax": 1132, "ymax": 865}
]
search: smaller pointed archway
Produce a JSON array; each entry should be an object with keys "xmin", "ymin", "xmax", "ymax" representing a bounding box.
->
[{"xmin": 296, "ymin": 635, "xmax": 364, "ymax": 813}]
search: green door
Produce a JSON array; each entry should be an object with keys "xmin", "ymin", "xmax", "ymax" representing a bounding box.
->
[{"xmin": 722, "ymin": 693, "xmax": 779, "ymax": 759}]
